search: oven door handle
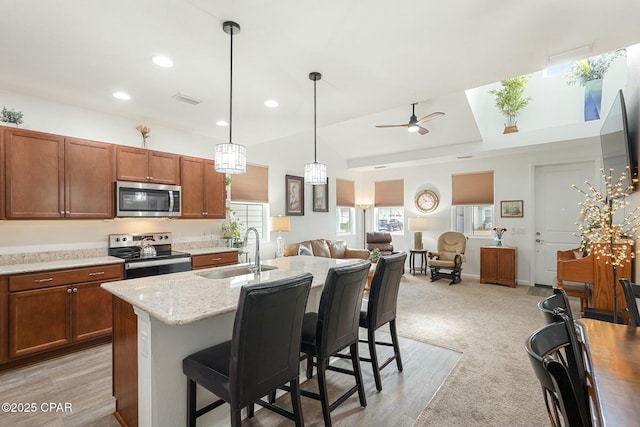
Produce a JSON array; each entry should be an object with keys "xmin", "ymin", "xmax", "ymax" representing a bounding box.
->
[{"xmin": 125, "ymin": 257, "xmax": 191, "ymax": 270}]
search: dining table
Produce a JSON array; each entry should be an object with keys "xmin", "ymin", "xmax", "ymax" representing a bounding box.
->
[{"xmin": 578, "ymin": 318, "xmax": 640, "ymax": 427}]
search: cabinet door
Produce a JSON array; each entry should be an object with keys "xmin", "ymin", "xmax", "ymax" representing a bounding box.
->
[
  {"xmin": 116, "ymin": 146, "xmax": 149, "ymax": 182},
  {"xmin": 65, "ymin": 138, "xmax": 115, "ymax": 218},
  {"xmin": 496, "ymin": 249, "xmax": 515, "ymax": 284},
  {"xmin": 149, "ymin": 150, "xmax": 180, "ymax": 184},
  {"xmin": 480, "ymin": 248, "xmax": 497, "ymax": 283},
  {"xmin": 180, "ymin": 156, "xmax": 205, "ymax": 218},
  {"xmin": 0, "ymin": 129, "xmax": 5, "ymax": 219},
  {"xmin": 9, "ymin": 286, "xmax": 72, "ymax": 358},
  {"xmin": 5, "ymin": 128, "xmax": 65, "ymax": 218},
  {"xmin": 203, "ymin": 160, "xmax": 226, "ymax": 219},
  {"xmin": 73, "ymin": 282, "xmax": 113, "ymax": 342}
]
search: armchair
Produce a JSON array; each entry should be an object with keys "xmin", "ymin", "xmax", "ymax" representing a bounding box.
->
[
  {"xmin": 428, "ymin": 231, "xmax": 466, "ymax": 285},
  {"xmin": 366, "ymin": 232, "xmax": 396, "ymax": 255}
]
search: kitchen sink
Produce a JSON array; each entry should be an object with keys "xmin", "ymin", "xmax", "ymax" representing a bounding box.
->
[{"xmin": 197, "ymin": 264, "xmax": 278, "ymax": 280}]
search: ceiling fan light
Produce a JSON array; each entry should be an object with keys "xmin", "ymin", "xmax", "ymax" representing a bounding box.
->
[
  {"xmin": 215, "ymin": 142, "xmax": 246, "ymax": 174},
  {"xmin": 304, "ymin": 162, "xmax": 327, "ymax": 185},
  {"xmin": 408, "ymin": 124, "xmax": 419, "ymax": 132}
]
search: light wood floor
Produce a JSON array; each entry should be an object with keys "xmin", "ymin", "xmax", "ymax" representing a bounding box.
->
[{"xmin": 0, "ymin": 333, "xmax": 460, "ymax": 426}]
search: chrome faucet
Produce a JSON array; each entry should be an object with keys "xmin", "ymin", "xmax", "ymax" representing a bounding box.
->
[{"xmin": 244, "ymin": 227, "xmax": 261, "ymax": 274}]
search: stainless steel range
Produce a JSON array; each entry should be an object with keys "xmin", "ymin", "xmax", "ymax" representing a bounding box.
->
[{"xmin": 108, "ymin": 232, "xmax": 191, "ymax": 279}]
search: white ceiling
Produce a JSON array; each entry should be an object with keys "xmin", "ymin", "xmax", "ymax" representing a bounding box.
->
[{"xmin": 2, "ymin": 0, "xmax": 640, "ymax": 168}]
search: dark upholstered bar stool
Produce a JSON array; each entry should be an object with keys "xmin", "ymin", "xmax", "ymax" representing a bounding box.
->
[
  {"xmin": 182, "ymin": 273, "xmax": 313, "ymax": 427},
  {"xmin": 359, "ymin": 252, "xmax": 407, "ymax": 391},
  {"xmin": 297, "ymin": 261, "xmax": 371, "ymax": 427}
]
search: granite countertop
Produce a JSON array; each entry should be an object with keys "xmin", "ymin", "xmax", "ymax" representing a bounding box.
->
[
  {"xmin": 0, "ymin": 256, "xmax": 124, "ymax": 276},
  {"xmin": 185, "ymin": 246, "xmax": 239, "ymax": 256},
  {"xmin": 101, "ymin": 256, "xmax": 363, "ymax": 326}
]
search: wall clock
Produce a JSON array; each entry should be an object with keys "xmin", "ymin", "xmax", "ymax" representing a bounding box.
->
[{"xmin": 415, "ymin": 190, "xmax": 439, "ymax": 213}]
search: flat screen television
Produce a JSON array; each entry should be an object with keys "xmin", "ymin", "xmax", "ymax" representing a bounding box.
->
[{"xmin": 600, "ymin": 89, "xmax": 637, "ymax": 190}]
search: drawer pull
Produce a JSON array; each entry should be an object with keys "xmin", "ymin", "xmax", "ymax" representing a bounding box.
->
[
  {"xmin": 89, "ymin": 271, "xmax": 105, "ymax": 276},
  {"xmin": 34, "ymin": 278, "xmax": 53, "ymax": 283},
  {"xmin": 211, "ymin": 258, "xmax": 222, "ymax": 261}
]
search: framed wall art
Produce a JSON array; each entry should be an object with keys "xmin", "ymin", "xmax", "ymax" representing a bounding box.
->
[
  {"xmin": 500, "ymin": 200, "xmax": 523, "ymax": 218},
  {"xmin": 285, "ymin": 175, "xmax": 304, "ymax": 216},
  {"xmin": 313, "ymin": 179, "xmax": 329, "ymax": 212}
]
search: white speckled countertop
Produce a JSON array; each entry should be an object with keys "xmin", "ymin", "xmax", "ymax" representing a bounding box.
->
[
  {"xmin": 101, "ymin": 256, "xmax": 364, "ymax": 326},
  {"xmin": 0, "ymin": 256, "xmax": 124, "ymax": 275}
]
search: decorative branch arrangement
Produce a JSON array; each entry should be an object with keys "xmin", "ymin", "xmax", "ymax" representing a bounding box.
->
[{"xmin": 573, "ymin": 167, "xmax": 639, "ymax": 267}]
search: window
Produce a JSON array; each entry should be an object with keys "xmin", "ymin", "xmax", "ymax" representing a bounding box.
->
[
  {"xmin": 376, "ymin": 207, "xmax": 405, "ymax": 233},
  {"xmin": 374, "ymin": 179, "xmax": 404, "ymax": 234},
  {"xmin": 336, "ymin": 179, "xmax": 355, "ymax": 234},
  {"xmin": 229, "ymin": 202, "xmax": 265, "ymax": 238},
  {"xmin": 452, "ymin": 206, "xmax": 493, "ymax": 236}
]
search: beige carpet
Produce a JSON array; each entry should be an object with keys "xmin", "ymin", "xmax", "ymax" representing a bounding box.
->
[{"xmin": 395, "ymin": 274, "xmax": 580, "ymax": 427}]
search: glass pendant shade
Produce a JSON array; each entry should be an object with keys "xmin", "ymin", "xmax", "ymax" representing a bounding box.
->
[
  {"xmin": 304, "ymin": 161, "xmax": 327, "ymax": 185},
  {"xmin": 215, "ymin": 142, "xmax": 246, "ymax": 174}
]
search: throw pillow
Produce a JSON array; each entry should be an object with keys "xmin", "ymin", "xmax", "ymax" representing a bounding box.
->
[{"xmin": 298, "ymin": 244, "xmax": 314, "ymax": 256}]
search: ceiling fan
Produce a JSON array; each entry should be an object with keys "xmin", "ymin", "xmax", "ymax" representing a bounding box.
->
[{"xmin": 375, "ymin": 103, "xmax": 445, "ymax": 135}]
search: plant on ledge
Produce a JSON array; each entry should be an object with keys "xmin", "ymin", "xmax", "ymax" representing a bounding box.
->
[
  {"xmin": 221, "ymin": 216, "xmax": 245, "ymax": 248},
  {"xmin": 1, "ymin": 107, "xmax": 24, "ymax": 126},
  {"xmin": 489, "ymin": 75, "xmax": 531, "ymax": 134},
  {"xmin": 370, "ymin": 248, "xmax": 381, "ymax": 263}
]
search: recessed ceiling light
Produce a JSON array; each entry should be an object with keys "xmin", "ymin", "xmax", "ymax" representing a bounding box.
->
[
  {"xmin": 216, "ymin": 120, "xmax": 229, "ymax": 127},
  {"xmin": 112, "ymin": 91, "xmax": 131, "ymax": 100},
  {"xmin": 264, "ymin": 99, "xmax": 279, "ymax": 108},
  {"xmin": 152, "ymin": 55, "xmax": 174, "ymax": 68}
]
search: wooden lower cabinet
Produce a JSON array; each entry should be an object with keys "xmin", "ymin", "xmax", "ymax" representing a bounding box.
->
[
  {"xmin": 480, "ymin": 246, "xmax": 517, "ymax": 287},
  {"xmin": 112, "ymin": 297, "xmax": 138, "ymax": 427},
  {"xmin": 191, "ymin": 251, "xmax": 238, "ymax": 270},
  {"xmin": 1, "ymin": 264, "xmax": 122, "ymax": 368}
]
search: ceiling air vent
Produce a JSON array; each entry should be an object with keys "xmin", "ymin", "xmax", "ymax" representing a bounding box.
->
[{"xmin": 172, "ymin": 93, "xmax": 203, "ymax": 106}]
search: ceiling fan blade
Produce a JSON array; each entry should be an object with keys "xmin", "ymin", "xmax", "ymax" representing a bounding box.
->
[
  {"xmin": 375, "ymin": 124, "xmax": 409, "ymax": 128},
  {"xmin": 417, "ymin": 111, "xmax": 445, "ymax": 125},
  {"xmin": 417, "ymin": 126, "xmax": 429, "ymax": 135}
]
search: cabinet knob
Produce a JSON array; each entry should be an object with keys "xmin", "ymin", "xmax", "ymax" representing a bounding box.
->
[
  {"xmin": 67, "ymin": 288, "xmax": 72, "ymax": 294},
  {"xmin": 149, "ymin": 176, "xmax": 154, "ymax": 180},
  {"xmin": 72, "ymin": 288, "xmax": 78, "ymax": 293},
  {"xmin": 60, "ymin": 211, "xmax": 65, "ymax": 215},
  {"xmin": 66, "ymin": 210, "xmax": 70, "ymax": 214}
]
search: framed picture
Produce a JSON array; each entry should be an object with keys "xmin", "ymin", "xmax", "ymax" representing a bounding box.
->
[
  {"xmin": 285, "ymin": 175, "xmax": 304, "ymax": 216},
  {"xmin": 313, "ymin": 179, "xmax": 329, "ymax": 212},
  {"xmin": 500, "ymin": 200, "xmax": 523, "ymax": 218}
]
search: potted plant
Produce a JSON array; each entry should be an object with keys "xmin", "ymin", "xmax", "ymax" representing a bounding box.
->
[
  {"xmin": 0, "ymin": 107, "xmax": 24, "ymax": 127},
  {"xmin": 370, "ymin": 248, "xmax": 381, "ymax": 263},
  {"xmin": 489, "ymin": 75, "xmax": 532, "ymax": 134},
  {"xmin": 221, "ymin": 217, "xmax": 244, "ymax": 248},
  {"xmin": 565, "ymin": 50, "xmax": 623, "ymax": 121}
]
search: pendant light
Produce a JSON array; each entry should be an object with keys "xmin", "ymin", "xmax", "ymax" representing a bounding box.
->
[
  {"xmin": 304, "ymin": 72, "xmax": 327, "ymax": 185},
  {"xmin": 215, "ymin": 21, "xmax": 246, "ymax": 174}
]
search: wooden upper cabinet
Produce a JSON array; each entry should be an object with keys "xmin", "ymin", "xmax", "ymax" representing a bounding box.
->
[
  {"xmin": 5, "ymin": 128, "xmax": 65, "ymax": 219},
  {"xmin": 0, "ymin": 129, "xmax": 5, "ymax": 219},
  {"xmin": 4, "ymin": 129, "xmax": 114, "ymax": 219},
  {"xmin": 64, "ymin": 138, "xmax": 115, "ymax": 218},
  {"xmin": 116, "ymin": 146, "xmax": 180, "ymax": 185},
  {"xmin": 180, "ymin": 156, "xmax": 226, "ymax": 218}
]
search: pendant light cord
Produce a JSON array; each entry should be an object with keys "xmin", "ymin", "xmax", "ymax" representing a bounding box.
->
[
  {"xmin": 229, "ymin": 27, "xmax": 234, "ymax": 145},
  {"xmin": 313, "ymin": 76, "xmax": 317, "ymax": 163}
]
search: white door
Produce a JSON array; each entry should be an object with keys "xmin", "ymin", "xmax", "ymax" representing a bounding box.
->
[{"xmin": 534, "ymin": 161, "xmax": 597, "ymax": 286}]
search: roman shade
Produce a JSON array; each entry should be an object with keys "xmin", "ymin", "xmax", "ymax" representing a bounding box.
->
[
  {"xmin": 336, "ymin": 179, "xmax": 355, "ymax": 207},
  {"xmin": 230, "ymin": 163, "xmax": 269, "ymax": 203},
  {"xmin": 375, "ymin": 179, "xmax": 404, "ymax": 207},
  {"xmin": 451, "ymin": 171, "xmax": 494, "ymax": 205}
]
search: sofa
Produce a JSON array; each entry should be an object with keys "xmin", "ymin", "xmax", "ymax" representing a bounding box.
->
[{"xmin": 284, "ymin": 238, "xmax": 370, "ymax": 260}]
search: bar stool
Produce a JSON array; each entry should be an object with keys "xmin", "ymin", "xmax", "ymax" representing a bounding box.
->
[
  {"xmin": 359, "ymin": 252, "xmax": 407, "ymax": 391},
  {"xmin": 298, "ymin": 261, "xmax": 371, "ymax": 427},
  {"xmin": 182, "ymin": 273, "xmax": 313, "ymax": 427}
]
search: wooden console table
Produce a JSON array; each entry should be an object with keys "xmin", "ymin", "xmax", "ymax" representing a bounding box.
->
[{"xmin": 480, "ymin": 246, "xmax": 517, "ymax": 287}]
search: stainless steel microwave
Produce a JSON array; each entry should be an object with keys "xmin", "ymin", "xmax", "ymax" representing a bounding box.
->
[{"xmin": 115, "ymin": 181, "xmax": 181, "ymax": 217}]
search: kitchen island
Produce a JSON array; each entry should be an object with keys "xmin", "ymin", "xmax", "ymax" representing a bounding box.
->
[{"xmin": 101, "ymin": 255, "xmax": 363, "ymax": 427}]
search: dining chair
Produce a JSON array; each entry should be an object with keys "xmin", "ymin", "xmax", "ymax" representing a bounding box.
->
[
  {"xmin": 182, "ymin": 273, "xmax": 313, "ymax": 427},
  {"xmin": 525, "ymin": 312, "xmax": 594, "ymax": 427},
  {"xmin": 538, "ymin": 288, "xmax": 575, "ymax": 324},
  {"xmin": 619, "ymin": 279, "xmax": 640, "ymax": 327}
]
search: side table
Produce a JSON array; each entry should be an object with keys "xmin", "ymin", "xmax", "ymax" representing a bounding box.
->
[{"xmin": 409, "ymin": 249, "xmax": 428, "ymax": 276}]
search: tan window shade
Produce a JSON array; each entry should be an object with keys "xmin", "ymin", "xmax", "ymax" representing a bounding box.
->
[
  {"xmin": 451, "ymin": 171, "xmax": 494, "ymax": 205},
  {"xmin": 374, "ymin": 179, "xmax": 404, "ymax": 207},
  {"xmin": 230, "ymin": 163, "xmax": 269, "ymax": 203},
  {"xmin": 336, "ymin": 179, "xmax": 355, "ymax": 207}
]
